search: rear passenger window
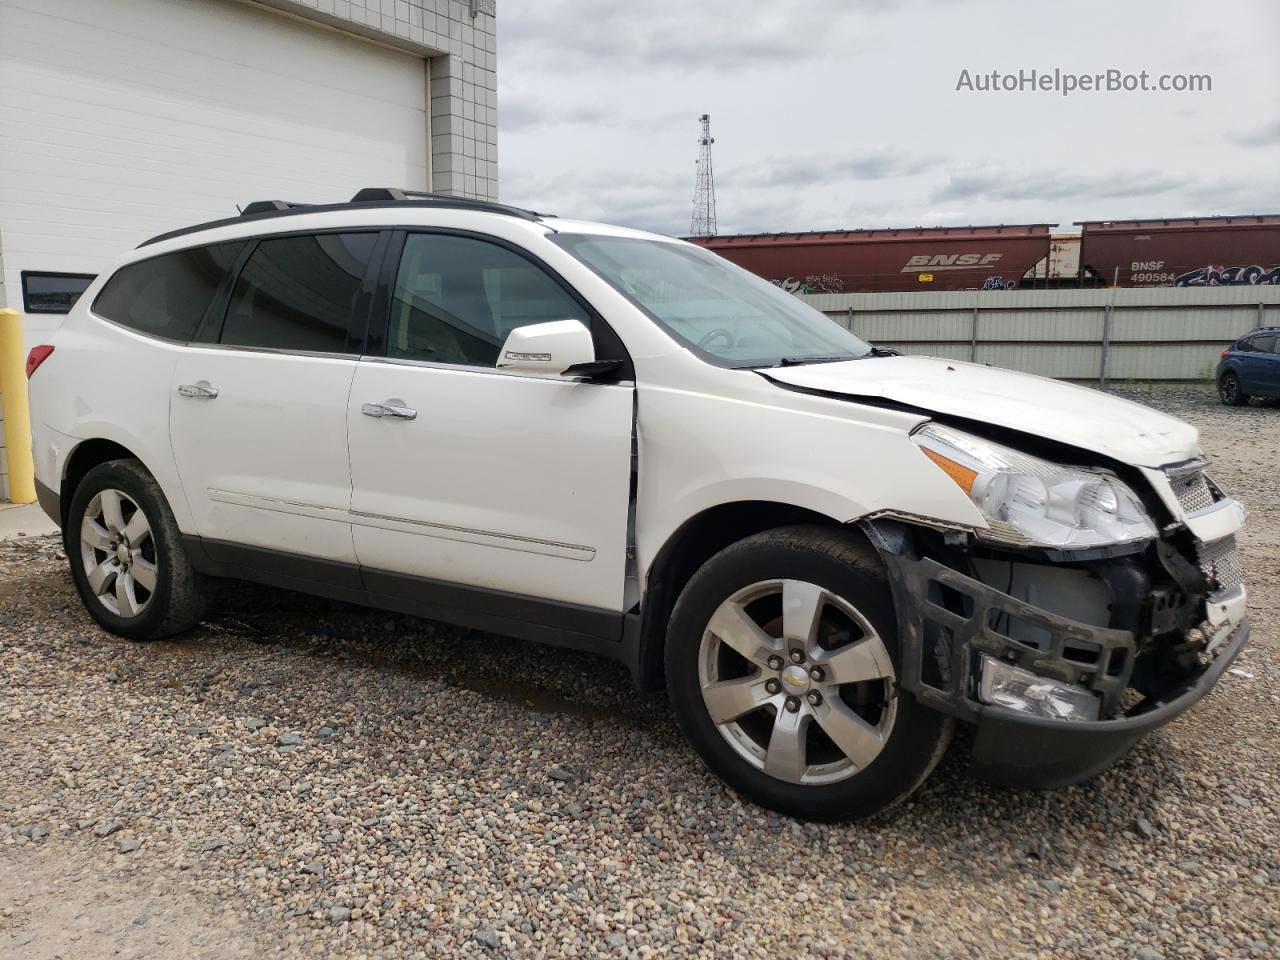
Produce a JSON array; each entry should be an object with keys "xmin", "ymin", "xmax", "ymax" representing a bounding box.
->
[
  {"xmin": 388, "ymin": 233, "xmax": 589, "ymax": 367},
  {"xmin": 93, "ymin": 243, "xmax": 244, "ymax": 341},
  {"xmin": 220, "ymin": 233, "xmax": 377, "ymax": 353}
]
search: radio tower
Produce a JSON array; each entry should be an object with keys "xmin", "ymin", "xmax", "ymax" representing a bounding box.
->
[{"xmin": 690, "ymin": 114, "xmax": 718, "ymax": 236}]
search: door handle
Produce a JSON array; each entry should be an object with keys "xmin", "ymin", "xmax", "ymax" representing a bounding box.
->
[
  {"xmin": 361, "ymin": 399, "xmax": 417, "ymax": 420},
  {"xmin": 177, "ymin": 381, "xmax": 219, "ymax": 399}
]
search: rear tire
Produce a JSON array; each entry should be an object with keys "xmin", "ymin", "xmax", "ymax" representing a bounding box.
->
[
  {"xmin": 65, "ymin": 459, "xmax": 205, "ymax": 640},
  {"xmin": 1219, "ymin": 372, "xmax": 1248, "ymax": 406},
  {"xmin": 665, "ymin": 525, "xmax": 952, "ymax": 821}
]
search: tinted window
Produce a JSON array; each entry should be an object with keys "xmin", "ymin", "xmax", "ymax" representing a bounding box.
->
[
  {"xmin": 22, "ymin": 272, "xmax": 96, "ymax": 315},
  {"xmin": 93, "ymin": 244, "xmax": 243, "ymax": 341},
  {"xmin": 220, "ymin": 233, "xmax": 377, "ymax": 353},
  {"xmin": 1251, "ymin": 334, "xmax": 1277, "ymax": 354},
  {"xmin": 388, "ymin": 234, "xmax": 589, "ymax": 367}
]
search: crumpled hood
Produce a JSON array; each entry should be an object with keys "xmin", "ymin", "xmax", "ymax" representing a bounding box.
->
[{"xmin": 763, "ymin": 355, "xmax": 1200, "ymax": 469}]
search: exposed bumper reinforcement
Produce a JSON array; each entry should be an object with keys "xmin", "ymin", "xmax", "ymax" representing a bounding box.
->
[
  {"xmin": 864, "ymin": 519, "xmax": 1140, "ymax": 721},
  {"xmin": 862, "ymin": 517, "xmax": 1250, "ymax": 789}
]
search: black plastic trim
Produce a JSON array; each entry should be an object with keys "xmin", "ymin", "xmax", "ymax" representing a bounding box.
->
[
  {"xmin": 35, "ymin": 479, "xmax": 61, "ymax": 527},
  {"xmin": 182, "ymin": 536, "xmax": 633, "ymax": 662},
  {"xmin": 191, "ymin": 240, "xmax": 255, "ymax": 345},
  {"xmin": 350, "ymin": 188, "xmax": 547, "ymax": 220},
  {"xmin": 348, "ymin": 230, "xmax": 392, "ymax": 357},
  {"xmin": 139, "ymin": 197, "xmax": 546, "ymax": 249},
  {"xmin": 562, "ymin": 359, "xmax": 626, "ymax": 381}
]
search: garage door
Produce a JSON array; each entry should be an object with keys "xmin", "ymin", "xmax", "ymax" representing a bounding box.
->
[{"xmin": 0, "ymin": 0, "xmax": 430, "ymax": 339}]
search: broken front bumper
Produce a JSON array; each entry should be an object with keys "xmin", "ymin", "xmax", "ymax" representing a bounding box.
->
[
  {"xmin": 971, "ymin": 620, "xmax": 1247, "ymax": 788},
  {"xmin": 863, "ymin": 518, "xmax": 1249, "ymax": 789}
]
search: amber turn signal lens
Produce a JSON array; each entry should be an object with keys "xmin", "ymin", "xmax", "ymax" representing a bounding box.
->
[{"xmin": 921, "ymin": 446, "xmax": 978, "ymax": 494}]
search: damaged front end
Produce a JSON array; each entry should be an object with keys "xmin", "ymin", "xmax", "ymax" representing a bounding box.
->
[{"xmin": 860, "ymin": 457, "xmax": 1249, "ymax": 789}]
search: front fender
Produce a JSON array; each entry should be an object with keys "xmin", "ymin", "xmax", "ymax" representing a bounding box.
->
[{"xmin": 633, "ymin": 380, "xmax": 986, "ymax": 582}]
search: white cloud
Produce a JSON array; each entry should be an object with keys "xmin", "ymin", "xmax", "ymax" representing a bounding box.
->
[{"xmin": 496, "ymin": 0, "xmax": 1280, "ymax": 235}]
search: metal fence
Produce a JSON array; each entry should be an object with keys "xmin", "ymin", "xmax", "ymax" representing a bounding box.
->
[{"xmin": 800, "ymin": 286, "xmax": 1280, "ymax": 382}]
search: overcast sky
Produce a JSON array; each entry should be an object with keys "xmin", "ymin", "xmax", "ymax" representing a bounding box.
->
[{"xmin": 495, "ymin": 0, "xmax": 1280, "ymax": 236}]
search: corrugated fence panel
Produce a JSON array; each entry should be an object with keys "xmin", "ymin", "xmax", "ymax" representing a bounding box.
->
[
  {"xmin": 977, "ymin": 343, "xmax": 1102, "ymax": 380},
  {"xmin": 1107, "ymin": 343, "xmax": 1229, "ymax": 381},
  {"xmin": 803, "ymin": 288, "xmax": 1280, "ymax": 381},
  {"xmin": 1108, "ymin": 308, "xmax": 1263, "ymax": 342},
  {"xmin": 881, "ymin": 342, "xmax": 973, "ymax": 362},
  {"xmin": 843, "ymin": 313, "xmax": 972, "ymax": 343},
  {"xmin": 979, "ymin": 310, "xmax": 1102, "ymax": 343}
]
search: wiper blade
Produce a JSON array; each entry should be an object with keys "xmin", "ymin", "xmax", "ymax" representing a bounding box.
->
[
  {"xmin": 777, "ymin": 355, "xmax": 852, "ymax": 366},
  {"xmin": 863, "ymin": 346, "xmax": 901, "ymax": 358}
]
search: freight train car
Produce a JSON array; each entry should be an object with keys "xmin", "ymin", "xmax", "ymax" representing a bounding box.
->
[
  {"xmin": 687, "ymin": 224, "xmax": 1053, "ymax": 293},
  {"xmin": 1077, "ymin": 215, "xmax": 1280, "ymax": 287}
]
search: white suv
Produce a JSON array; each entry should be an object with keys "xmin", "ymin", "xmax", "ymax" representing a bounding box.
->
[{"xmin": 27, "ymin": 189, "xmax": 1249, "ymax": 820}]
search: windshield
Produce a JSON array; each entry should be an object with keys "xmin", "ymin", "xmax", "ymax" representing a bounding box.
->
[{"xmin": 553, "ymin": 234, "xmax": 873, "ymax": 367}]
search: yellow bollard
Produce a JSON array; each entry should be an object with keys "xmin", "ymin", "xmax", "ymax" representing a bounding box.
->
[{"xmin": 0, "ymin": 308, "xmax": 36, "ymax": 503}]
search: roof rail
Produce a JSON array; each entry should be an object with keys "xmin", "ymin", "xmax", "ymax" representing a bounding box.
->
[
  {"xmin": 351, "ymin": 187, "xmax": 549, "ymax": 221},
  {"xmin": 138, "ymin": 189, "xmax": 549, "ymax": 248},
  {"xmin": 240, "ymin": 199, "xmax": 310, "ymax": 215}
]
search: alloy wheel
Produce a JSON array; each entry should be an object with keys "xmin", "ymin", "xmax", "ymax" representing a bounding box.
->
[
  {"xmin": 1220, "ymin": 374, "xmax": 1240, "ymax": 404},
  {"xmin": 697, "ymin": 579, "xmax": 897, "ymax": 785},
  {"xmin": 79, "ymin": 488, "xmax": 158, "ymax": 617}
]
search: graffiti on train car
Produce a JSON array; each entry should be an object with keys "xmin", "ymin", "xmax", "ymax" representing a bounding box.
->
[
  {"xmin": 1173, "ymin": 264, "xmax": 1280, "ymax": 286},
  {"xmin": 772, "ymin": 274, "xmax": 846, "ymax": 294}
]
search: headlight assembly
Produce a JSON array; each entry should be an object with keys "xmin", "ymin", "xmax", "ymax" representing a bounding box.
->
[{"xmin": 912, "ymin": 423, "xmax": 1157, "ymax": 549}]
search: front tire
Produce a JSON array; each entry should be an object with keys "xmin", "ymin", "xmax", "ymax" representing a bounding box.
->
[
  {"xmin": 665, "ymin": 526, "xmax": 952, "ymax": 821},
  {"xmin": 1219, "ymin": 372, "xmax": 1248, "ymax": 406},
  {"xmin": 66, "ymin": 459, "xmax": 205, "ymax": 640}
]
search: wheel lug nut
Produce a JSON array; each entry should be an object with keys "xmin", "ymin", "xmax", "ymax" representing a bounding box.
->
[
  {"xmin": 789, "ymin": 649, "xmax": 805, "ymax": 664},
  {"xmin": 809, "ymin": 666, "xmax": 825, "ymax": 682},
  {"xmin": 767, "ymin": 655, "xmax": 784, "ymax": 671},
  {"xmin": 784, "ymin": 696, "xmax": 801, "ymax": 713},
  {"xmin": 765, "ymin": 678, "xmax": 781, "ymax": 695},
  {"xmin": 806, "ymin": 690, "xmax": 823, "ymax": 707}
]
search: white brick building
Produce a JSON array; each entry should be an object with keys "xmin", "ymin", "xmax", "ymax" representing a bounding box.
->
[{"xmin": 0, "ymin": 0, "xmax": 498, "ymax": 345}]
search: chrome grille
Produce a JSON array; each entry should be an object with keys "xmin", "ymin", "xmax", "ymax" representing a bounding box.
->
[
  {"xmin": 1198, "ymin": 536, "xmax": 1244, "ymax": 597},
  {"xmin": 1170, "ymin": 471, "xmax": 1216, "ymax": 515}
]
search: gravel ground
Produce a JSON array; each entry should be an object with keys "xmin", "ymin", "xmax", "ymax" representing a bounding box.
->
[{"xmin": 1, "ymin": 386, "xmax": 1277, "ymax": 959}]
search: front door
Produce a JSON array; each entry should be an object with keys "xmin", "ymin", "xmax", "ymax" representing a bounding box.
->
[
  {"xmin": 170, "ymin": 231, "xmax": 381, "ymax": 565},
  {"xmin": 346, "ymin": 231, "xmax": 635, "ymax": 615}
]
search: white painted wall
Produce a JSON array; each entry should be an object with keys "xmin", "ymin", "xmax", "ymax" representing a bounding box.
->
[{"xmin": 0, "ymin": 0, "xmax": 431, "ymax": 345}]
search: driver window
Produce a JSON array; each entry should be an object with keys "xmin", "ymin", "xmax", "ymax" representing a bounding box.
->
[{"xmin": 388, "ymin": 234, "xmax": 590, "ymax": 367}]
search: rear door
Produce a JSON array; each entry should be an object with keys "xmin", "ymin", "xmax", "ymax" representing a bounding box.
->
[
  {"xmin": 169, "ymin": 231, "xmax": 382, "ymax": 567},
  {"xmin": 1251, "ymin": 334, "xmax": 1280, "ymax": 397},
  {"xmin": 346, "ymin": 230, "xmax": 635, "ymax": 619},
  {"xmin": 1236, "ymin": 334, "xmax": 1277, "ymax": 393}
]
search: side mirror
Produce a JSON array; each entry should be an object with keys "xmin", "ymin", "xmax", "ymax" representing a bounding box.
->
[{"xmin": 497, "ymin": 319, "xmax": 602, "ymax": 378}]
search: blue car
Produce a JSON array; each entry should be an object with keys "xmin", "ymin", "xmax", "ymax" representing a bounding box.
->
[{"xmin": 1218, "ymin": 327, "xmax": 1280, "ymax": 406}]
